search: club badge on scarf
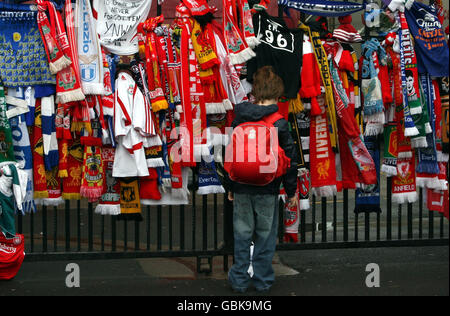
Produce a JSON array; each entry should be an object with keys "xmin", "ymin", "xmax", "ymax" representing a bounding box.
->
[
  {"xmin": 80, "ymin": 145, "xmax": 104, "ymax": 202},
  {"xmin": 354, "ymin": 136, "xmax": 381, "ymax": 214},
  {"xmin": 381, "ymin": 123, "xmax": 398, "ymax": 176},
  {"xmin": 118, "ymin": 178, "xmax": 142, "ymax": 221},
  {"xmin": 95, "ymin": 146, "xmax": 121, "ymax": 215},
  {"xmin": 392, "ymin": 152, "xmax": 417, "ymax": 204},
  {"xmin": 310, "ymin": 99, "xmax": 337, "ymax": 197}
]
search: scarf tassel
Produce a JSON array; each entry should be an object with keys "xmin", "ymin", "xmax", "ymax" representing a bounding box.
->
[
  {"xmin": 381, "ymin": 164, "xmax": 398, "ymax": 176},
  {"xmin": 311, "ymin": 186, "xmax": 337, "ymax": 198},
  {"xmin": 392, "ymin": 192, "xmax": 418, "ymax": 204},
  {"xmin": 95, "ymin": 204, "xmax": 121, "ymax": 216},
  {"xmin": 229, "ymin": 47, "xmax": 256, "ymax": 65}
]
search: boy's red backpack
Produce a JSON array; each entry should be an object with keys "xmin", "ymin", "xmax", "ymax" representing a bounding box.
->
[
  {"xmin": 0, "ymin": 233, "xmax": 25, "ymax": 280},
  {"xmin": 224, "ymin": 112, "xmax": 291, "ymax": 186}
]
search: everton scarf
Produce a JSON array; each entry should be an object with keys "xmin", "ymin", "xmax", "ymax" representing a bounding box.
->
[
  {"xmin": 196, "ymin": 149, "xmax": 226, "ymax": 195},
  {"xmin": 75, "ymin": 0, "xmax": 104, "ymax": 95},
  {"xmin": 392, "ymin": 152, "xmax": 418, "ymax": 204},
  {"xmin": 404, "ymin": 1, "xmax": 449, "ymax": 77},
  {"xmin": 354, "ymin": 136, "xmax": 381, "ymax": 214},
  {"xmin": 416, "ymin": 75, "xmax": 439, "ymax": 174},
  {"xmin": 0, "ymin": 9, "xmax": 55, "ymax": 88},
  {"xmin": 310, "ymin": 99, "xmax": 337, "ymax": 197},
  {"xmin": 118, "ymin": 178, "xmax": 142, "ymax": 222},
  {"xmin": 278, "ymin": 0, "xmax": 364, "ymax": 17}
]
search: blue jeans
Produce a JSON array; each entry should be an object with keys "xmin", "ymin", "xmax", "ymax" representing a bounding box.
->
[{"xmin": 228, "ymin": 193, "xmax": 279, "ymax": 292}]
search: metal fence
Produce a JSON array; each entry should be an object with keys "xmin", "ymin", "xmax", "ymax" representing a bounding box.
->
[{"xmin": 17, "ymin": 176, "xmax": 449, "ymax": 273}]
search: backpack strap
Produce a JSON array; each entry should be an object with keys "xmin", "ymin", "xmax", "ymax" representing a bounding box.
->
[{"xmin": 262, "ymin": 112, "xmax": 284, "ymax": 126}]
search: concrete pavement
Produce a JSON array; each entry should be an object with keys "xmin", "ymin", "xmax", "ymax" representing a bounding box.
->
[{"xmin": 0, "ymin": 246, "xmax": 448, "ymax": 296}]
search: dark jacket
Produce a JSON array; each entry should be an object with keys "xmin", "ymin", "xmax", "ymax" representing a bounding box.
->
[{"xmin": 224, "ymin": 102, "xmax": 298, "ymax": 198}]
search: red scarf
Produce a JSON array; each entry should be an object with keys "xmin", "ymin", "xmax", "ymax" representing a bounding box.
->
[
  {"xmin": 392, "ymin": 152, "xmax": 417, "ymax": 204},
  {"xmin": 309, "ymin": 100, "xmax": 337, "ymax": 197},
  {"xmin": 138, "ymin": 16, "xmax": 169, "ymax": 113},
  {"xmin": 36, "ymin": 0, "xmax": 71, "ymax": 74},
  {"xmin": 61, "ymin": 139, "xmax": 83, "ymax": 200}
]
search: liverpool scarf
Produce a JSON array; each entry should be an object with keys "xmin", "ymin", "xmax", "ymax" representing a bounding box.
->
[
  {"xmin": 80, "ymin": 145, "xmax": 104, "ymax": 202},
  {"xmin": 118, "ymin": 178, "xmax": 142, "ymax": 221},
  {"xmin": 305, "ymin": 24, "xmax": 338, "ymax": 152},
  {"xmin": 381, "ymin": 122, "xmax": 398, "ymax": 176},
  {"xmin": 46, "ymin": 0, "xmax": 85, "ymax": 104},
  {"xmin": 392, "ymin": 152, "xmax": 418, "ymax": 204},
  {"xmin": 95, "ymin": 146, "xmax": 121, "ymax": 215},
  {"xmin": 75, "ymin": 0, "xmax": 104, "ymax": 95},
  {"xmin": 61, "ymin": 140, "xmax": 83, "ymax": 200},
  {"xmin": 354, "ymin": 136, "xmax": 381, "ymax": 214},
  {"xmin": 138, "ymin": 16, "xmax": 169, "ymax": 112},
  {"xmin": 310, "ymin": 101, "xmax": 337, "ymax": 197},
  {"xmin": 36, "ymin": 0, "xmax": 72, "ymax": 75},
  {"xmin": 222, "ymin": 0, "xmax": 256, "ymax": 65}
]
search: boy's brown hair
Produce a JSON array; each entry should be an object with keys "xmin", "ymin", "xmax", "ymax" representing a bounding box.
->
[{"xmin": 251, "ymin": 66, "xmax": 285, "ymax": 103}]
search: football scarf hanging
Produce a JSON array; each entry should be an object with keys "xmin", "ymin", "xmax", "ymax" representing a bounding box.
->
[
  {"xmin": 75, "ymin": 0, "xmax": 104, "ymax": 96},
  {"xmin": 196, "ymin": 150, "xmax": 226, "ymax": 195},
  {"xmin": 398, "ymin": 11, "xmax": 422, "ymax": 116},
  {"xmin": 392, "ymin": 152, "xmax": 418, "ymax": 204},
  {"xmin": 381, "ymin": 122, "xmax": 398, "ymax": 176},
  {"xmin": 0, "ymin": 8, "xmax": 55, "ymax": 88},
  {"xmin": 0, "ymin": 164, "xmax": 24, "ymax": 237},
  {"xmin": 95, "ymin": 146, "xmax": 121, "ymax": 215},
  {"xmin": 7, "ymin": 91, "xmax": 34, "ymax": 212},
  {"xmin": 118, "ymin": 178, "xmax": 142, "ymax": 221},
  {"xmin": 61, "ymin": 140, "xmax": 83, "ymax": 200},
  {"xmin": 36, "ymin": 0, "xmax": 72, "ymax": 75},
  {"xmin": 278, "ymin": 0, "xmax": 365, "ymax": 17},
  {"xmin": 404, "ymin": 0, "xmax": 449, "ymax": 77},
  {"xmin": 92, "ymin": 0, "xmax": 153, "ymax": 55},
  {"xmin": 80, "ymin": 145, "xmax": 104, "ymax": 202},
  {"xmin": 42, "ymin": 0, "xmax": 85, "ymax": 105},
  {"xmin": 309, "ymin": 98, "xmax": 337, "ymax": 197},
  {"xmin": 41, "ymin": 96, "xmax": 59, "ymax": 171},
  {"xmin": 223, "ymin": 0, "xmax": 256, "ymax": 65},
  {"xmin": 354, "ymin": 136, "xmax": 381, "ymax": 214},
  {"xmin": 32, "ymin": 99, "xmax": 48, "ymax": 200}
]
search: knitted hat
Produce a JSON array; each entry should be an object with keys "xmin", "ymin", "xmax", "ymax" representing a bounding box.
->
[{"xmin": 333, "ymin": 15, "xmax": 362, "ymax": 43}]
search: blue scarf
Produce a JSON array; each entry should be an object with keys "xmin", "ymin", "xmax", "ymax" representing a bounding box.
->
[
  {"xmin": 416, "ymin": 74, "xmax": 439, "ymax": 175},
  {"xmin": 354, "ymin": 136, "xmax": 381, "ymax": 214},
  {"xmin": 278, "ymin": 0, "xmax": 365, "ymax": 17},
  {"xmin": 0, "ymin": 6, "xmax": 55, "ymax": 88}
]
